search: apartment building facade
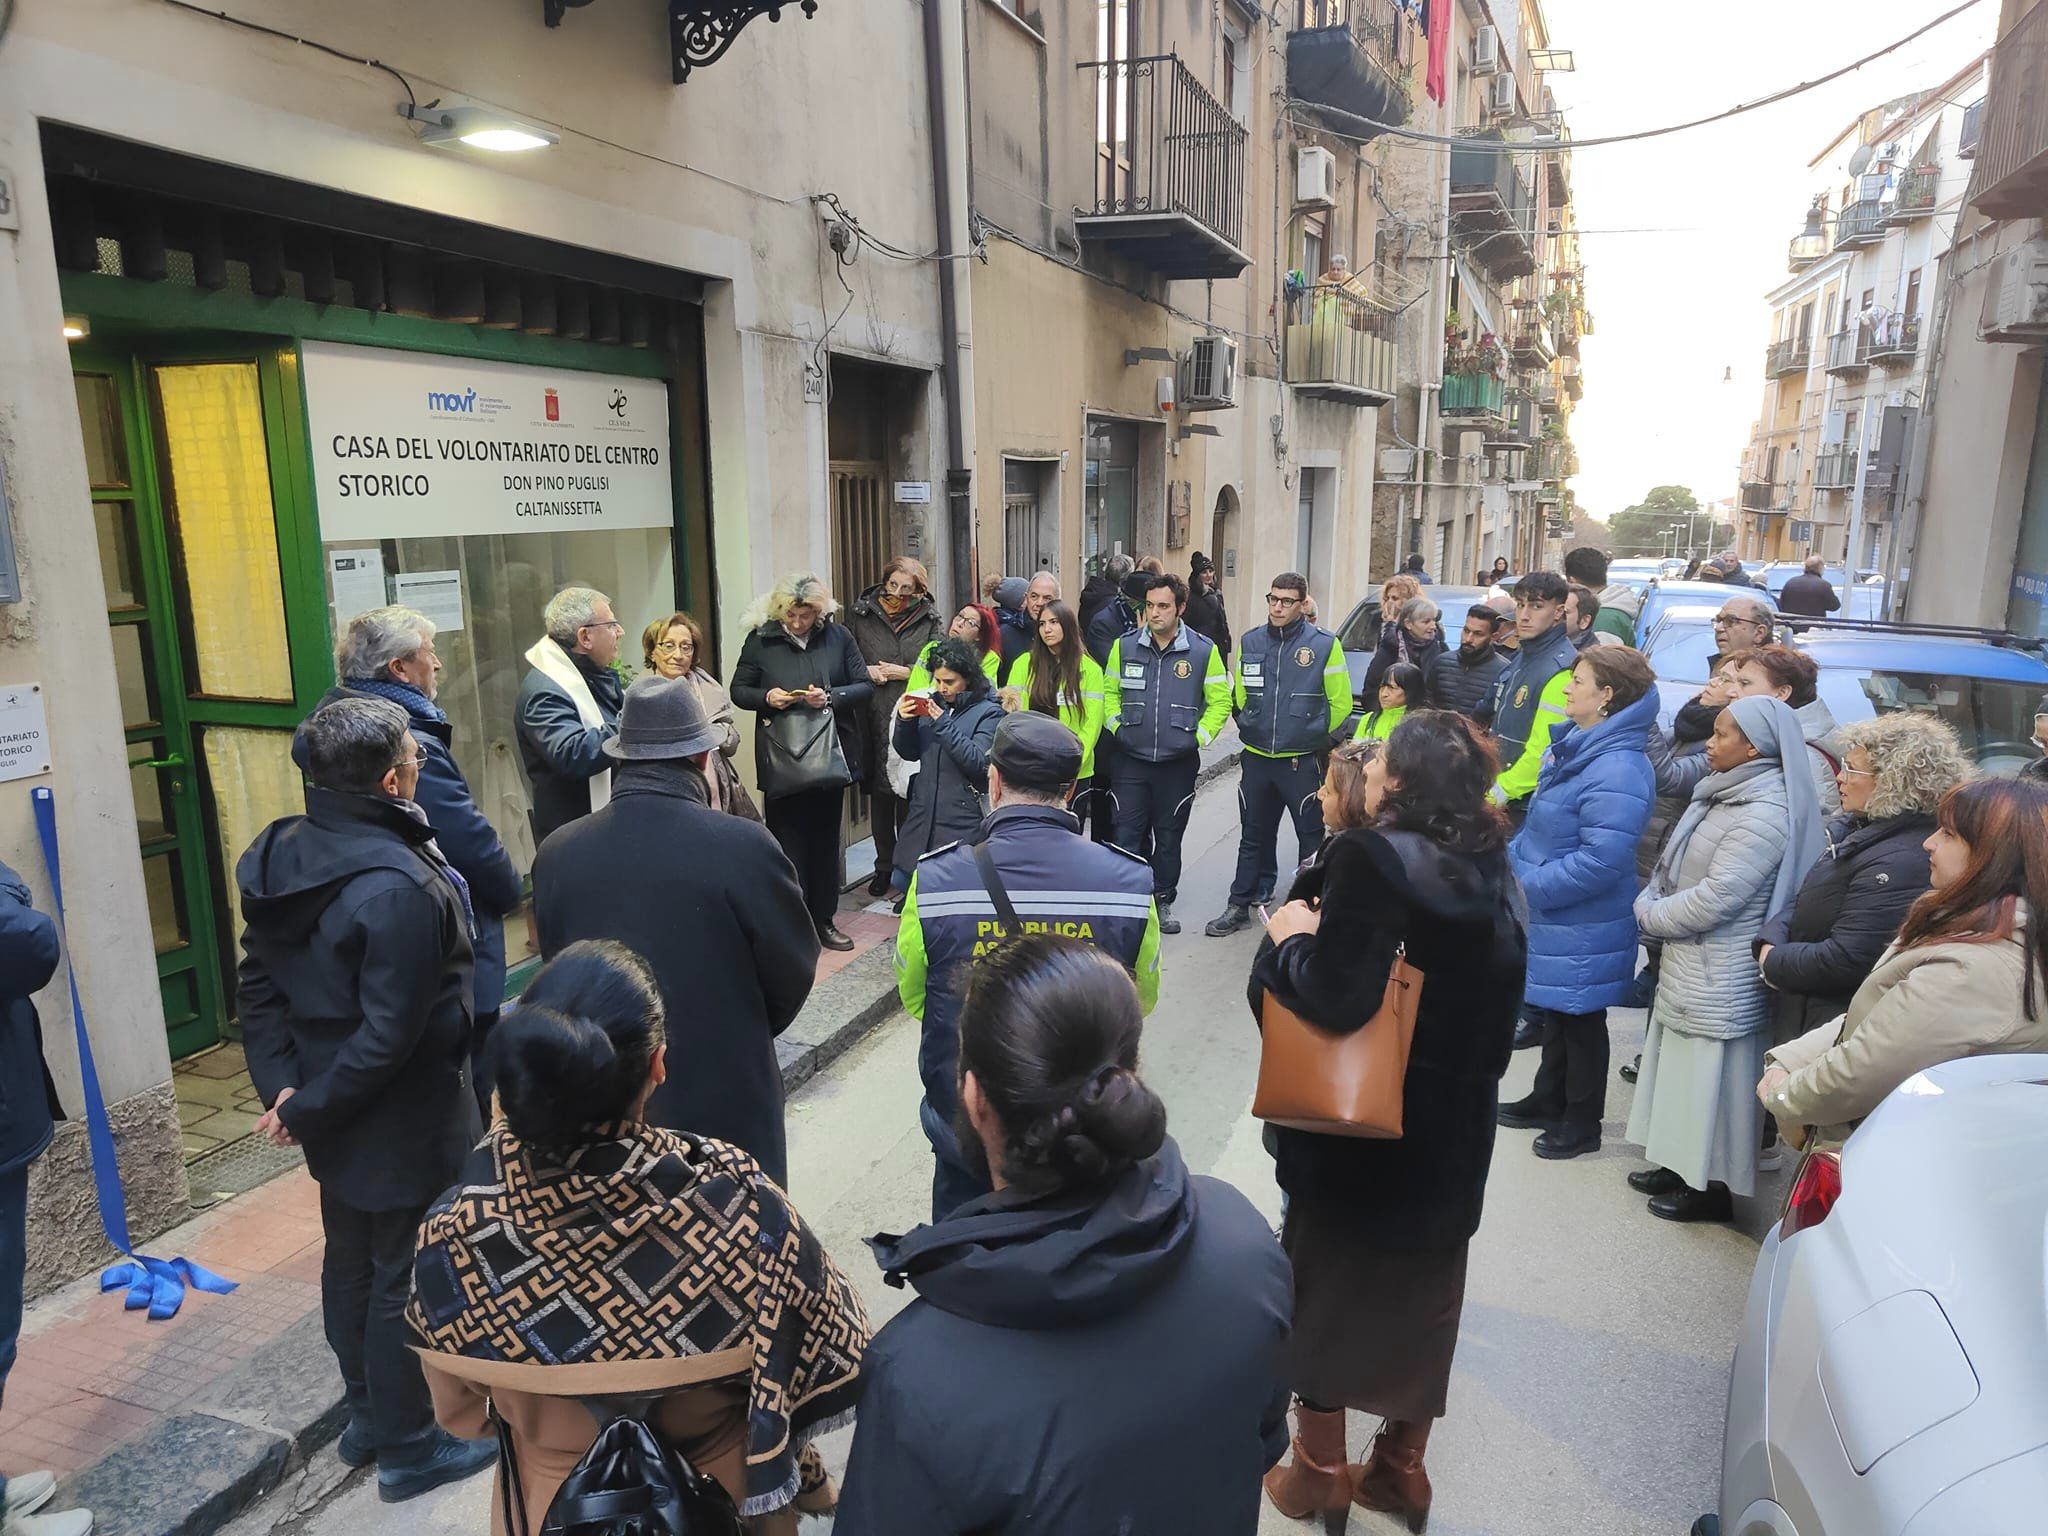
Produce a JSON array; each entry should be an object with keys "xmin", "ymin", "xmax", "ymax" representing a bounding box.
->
[{"xmin": 1736, "ymin": 61, "xmax": 1986, "ymax": 573}]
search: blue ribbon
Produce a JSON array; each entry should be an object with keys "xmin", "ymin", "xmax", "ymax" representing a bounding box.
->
[{"xmin": 31, "ymin": 786, "xmax": 238, "ymax": 1319}]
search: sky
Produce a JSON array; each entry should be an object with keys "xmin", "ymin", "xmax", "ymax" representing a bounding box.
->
[{"xmin": 1507, "ymin": 0, "xmax": 1998, "ymax": 520}]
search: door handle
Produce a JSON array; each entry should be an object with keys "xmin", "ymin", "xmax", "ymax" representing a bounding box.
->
[{"xmin": 131, "ymin": 753, "xmax": 186, "ymax": 770}]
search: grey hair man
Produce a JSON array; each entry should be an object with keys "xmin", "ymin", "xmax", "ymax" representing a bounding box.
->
[
  {"xmin": 311, "ymin": 607, "xmax": 521, "ymax": 1117},
  {"xmin": 1024, "ymin": 570, "xmax": 1061, "ymax": 620},
  {"xmin": 518, "ymin": 585, "xmax": 626, "ymax": 844},
  {"xmin": 1778, "ymin": 556, "xmax": 1843, "ymax": 619},
  {"xmin": 1711, "ymin": 593, "xmax": 1775, "ymax": 657},
  {"xmin": 237, "ymin": 695, "xmax": 493, "ymax": 1501}
]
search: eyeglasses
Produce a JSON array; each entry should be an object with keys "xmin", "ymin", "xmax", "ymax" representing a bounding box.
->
[
  {"xmin": 1266, "ymin": 593, "xmax": 1303, "ymax": 606},
  {"xmin": 1712, "ymin": 613, "xmax": 1766, "ymax": 627},
  {"xmin": 581, "ymin": 619, "xmax": 625, "ymax": 633},
  {"xmin": 653, "ymin": 640, "xmax": 695, "ymax": 654},
  {"xmin": 1836, "ymin": 763, "xmax": 1876, "ymax": 779},
  {"xmin": 395, "ymin": 753, "xmax": 429, "ymax": 770}
]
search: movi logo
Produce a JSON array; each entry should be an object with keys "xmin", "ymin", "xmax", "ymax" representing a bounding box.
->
[{"xmin": 427, "ymin": 388, "xmax": 479, "ymax": 413}]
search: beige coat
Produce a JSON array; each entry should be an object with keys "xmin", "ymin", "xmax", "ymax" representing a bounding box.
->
[
  {"xmin": 1763, "ymin": 905, "xmax": 2048, "ymax": 1146},
  {"xmin": 417, "ymin": 1346, "xmax": 798, "ymax": 1536}
]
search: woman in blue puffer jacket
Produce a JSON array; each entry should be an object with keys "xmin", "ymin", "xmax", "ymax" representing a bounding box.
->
[{"xmin": 1498, "ymin": 648, "xmax": 1659, "ymax": 1160}]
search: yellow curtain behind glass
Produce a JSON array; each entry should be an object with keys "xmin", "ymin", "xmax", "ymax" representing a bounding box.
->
[
  {"xmin": 204, "ymin": 728, "xmax": 305, "ymax": 944},
  {"xmin": 154, "ymin": 364, "xmax": 294, "ymax": 700}
]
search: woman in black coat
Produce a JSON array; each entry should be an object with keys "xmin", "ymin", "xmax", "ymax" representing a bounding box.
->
[
  {"xmin": 1756, "ymin": 712, "xmax": 1971, "ymax": 1043},
  {"xmin": 729, "ymin": 574, "xmax": 874, "ymax": 951},
  {"xmin": 890, "ymin": 638, "xmax": 1004, "ymax": 889},
  {"xmin": 846, "ymin": 559, "xmax": 944, "ymax": 895},
  {"xmin": 837, "ymin": 938, "xmax": 1291, "ymax": 1535},
  {"xmin": 1252, "ymin": 712, "xmax": 1525, "ymax": 1529},
  {"xmin": 1361, "ymin": 594, "xmax": 1447, "ymax": 700}
]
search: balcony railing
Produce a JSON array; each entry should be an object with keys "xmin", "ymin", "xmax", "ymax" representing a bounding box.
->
[
  {"xmin": 1833, "ymin": 198, "xmax": 1887, "ymax": 247},
  {"xmin": 1960, "ymin": 97, "xmax": 1984, "ymax": 159},
  {"xmin": 1440, "ymin": 371, "xmax": 1506, "ymax": 419},
  {"xmin": 1560, "ymin": 357, "xmax": 1583, "ymax": 401},
  {"xmin": 1289, "ymin": 0, "xmax": 1414, "ymax": 135},
  {"xmin": 1075, "ymin": 54, "xmax": 1249, "ymax": 280},
  {"xmin": 1973, "ymin": 4, "xmax": 2048, "ymax": 218},
  {"xmin": 1813, "ymin": 446, "xmax": 1857, "ymax": 490},
  {"xmin": 1740, "ymin": 480, "xmax": 1785, "ymax": 513},
  {"xmin": 1283, "ymin": 282, "xmax": 1398, "ymax": 403},
  {"xmin": 1553, "ymin": 308, "xmax": 1581, "ymax": 358},
  {"xmin": 1509, "ymin": 320, "xmax": 1554, "ymax": 367},
  {"xmin": 1449, "ymin": 136, "xmax": 1537, "ymax": 280},
  {"xmin": 1870, "ymin": 312, "xmax": 1921, "ymax": 365},
  {"xmin": 1887, "ymin": 164, "xmax": 1941, "ymax": 221},
  {"xmin": 1825, "ymin": 328, "xmax": 1871, "ymax": 376},
  {"xmin": 1486, "ymin": 390, "xmax": 1539, "ymax": 447},
  {"xmin": 1766, "ymin": 337, "xmax": 1809, "ymax": 378}
]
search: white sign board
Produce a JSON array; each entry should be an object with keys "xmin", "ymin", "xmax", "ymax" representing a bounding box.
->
[
  {"xmin": 894, "ymin": 481, "xmax": 931, "ymax": 504},
  {"xmin": 301, "ymin": 342, "xmax": 673, "ymax": 541},
  {"xmin": 393, "ymin": 569, "xmax": 466, "ymax": 634},
  {"xmin": 326, "ymin": 548, "xmax": 388, "ymax": 618},
  {"xmin": 0, "ymin": 683, "xmax": 51, "ymax": 783}
]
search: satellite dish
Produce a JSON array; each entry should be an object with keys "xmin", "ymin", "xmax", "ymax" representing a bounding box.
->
[{"xmin": 1847, "ymin": 144, "xmax": 1874, "ymax": 175}]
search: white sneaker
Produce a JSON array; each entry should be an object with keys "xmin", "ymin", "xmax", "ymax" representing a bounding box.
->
[
  {"xmin": 3, "ymin": 1506, "xmax": 94, "ymax": 1536},
  {"xmin": 1, "ymin": 1474, "xmax": 57, "ymax": 1519},
  {"xmin": 1757, "ymin": 1146, "xmax": 1784, "ymax": 1173}
]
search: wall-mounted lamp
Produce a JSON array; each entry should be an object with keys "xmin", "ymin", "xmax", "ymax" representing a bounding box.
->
[
  {"xmin": 399, "ymin": 103, "xmax": 560, "ymax": 153},
  {"xmin": 62, "ymin": 317, "xmax": 89, "ymax": 341}
]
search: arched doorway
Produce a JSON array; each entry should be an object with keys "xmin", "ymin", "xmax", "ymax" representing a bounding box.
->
[{"xmin": 1210, "ymin": 484, "xmax": 1241, "ymax": 621}]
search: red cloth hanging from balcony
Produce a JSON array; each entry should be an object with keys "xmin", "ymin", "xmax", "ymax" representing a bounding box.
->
[{"xmin": 1425, "ymin": 0, "xmax": 1450, "ymax": 105}]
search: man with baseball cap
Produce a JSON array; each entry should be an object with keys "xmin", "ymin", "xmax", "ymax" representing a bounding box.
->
[{"xmin": 896, "ymin": 711, "xmax": 1163, "ymax": 1218}]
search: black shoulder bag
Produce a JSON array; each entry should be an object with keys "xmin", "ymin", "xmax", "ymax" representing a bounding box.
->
[
  {"xmin": 489, "ymin": 1392, "xmax": 742, "ymax": 1536},
  {"xmin": 971, "ymin": 841, "xmax": 1024, "ymax": 942}
]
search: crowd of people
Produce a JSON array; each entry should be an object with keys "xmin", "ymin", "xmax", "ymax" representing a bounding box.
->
[{"xmin": 7, "ymin": 540, "xmax": 2048, "ymax": 1536}]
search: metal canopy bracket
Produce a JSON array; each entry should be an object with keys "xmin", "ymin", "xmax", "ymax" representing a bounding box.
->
[{"xmin": 670, "ymin": 0, "xmax": 820, "ymax": 83}]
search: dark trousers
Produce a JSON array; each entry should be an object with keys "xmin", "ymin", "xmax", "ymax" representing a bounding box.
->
[
  {"xmin": 467, "ymin": 1009, "xmax": 502, "ymax": 1122},
  {"xmin": 869, "ymin": 781, "xmax": 906, "ymax": 877},
  {"xmin": 319, "ymin": 1187, "xmax": 436, "ymax": 1457},
  {"xmin": 765, "ymin": 785, "xmax": 846, "ymax": 929},
  {"xmin": 1111, "ymin": 750, "xmax": 1201, "ymax": 902},
  {"xmin": 1527, "ymin": 1006, "xmax": 1610, "ymax": 1129},
  {"xmin": 1083, "ymin": 733, "xmax": 1119, "ymax": 845},
  {"xmin": 0, "ymin": 1164, "xmax": 26, "ymax": 1419},
  {"xmin": 1229, "ymin": 752, "xmax": 1325, "ymax": 907}
]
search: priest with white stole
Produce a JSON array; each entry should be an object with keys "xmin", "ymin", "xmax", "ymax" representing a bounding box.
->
[{"xmin": 516, "ymin": 585, "xmax": 625, "ymax": 845}]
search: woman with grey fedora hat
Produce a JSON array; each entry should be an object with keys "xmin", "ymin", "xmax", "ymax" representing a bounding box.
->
[{"xmin": 531, "ymin": 675, "xmax": 821, "ymax": 1183}]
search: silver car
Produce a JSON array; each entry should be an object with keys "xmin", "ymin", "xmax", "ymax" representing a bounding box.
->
[{"xmin": 1709, "ymin": 1052, "xmax": 2048, "ymax": 1535}]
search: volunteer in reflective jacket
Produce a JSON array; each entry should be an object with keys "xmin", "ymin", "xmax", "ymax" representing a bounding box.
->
[
  {"xmin": 1206, "ymin": 572, "xmax": 1352, "ymax": 939},
  {"xmin": 1485, "ymin": 571, "xmax": 1579, "ymax": 819},
  {"xmin": 1100, "ymin": 573, "xmax": 1232, "ymax": 935},
  {"xmin": 896, "ymin": 712, "xmax": 1162, "ymax": 1220}
]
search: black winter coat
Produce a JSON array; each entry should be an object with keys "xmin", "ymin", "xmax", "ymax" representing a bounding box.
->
[
  {"xmin": 1425, "ymin": 643, "xmax": 1507, "ymax": 718},
  {"xmin": 729, "ymin": 620, "xmax": 875, "ymax": 791},
  {"xmin": 891, "ymin": 693, "xmax": 1004, "ymax": 879},
  {"xmin": 993, "ymin": 606, "xmax": 1034, "ymax": 685},
  {"xmin": 1778, "ymin": 573, "xmax": 1842, "ymax": 618},
  {"xmin": 237, "ymin": 789, "xmax": 478, "ymax": 1211},
  {"xmin": 531, "ymin": 761, "xmax": 818, "ymax": 1185},
  {"xmin": 1361, "ymin": 624, "xmax": 1447, "ymax": 701},
  {"xmin": 0, "ymin": 862, "xmax": 62, "ymax": 1178},
  {"xmin": 1249, "ymin": 828, "xmax": 1525, "ymax": 1249},
  {"xmin": 836, "ymin": 1140, "xmax": 1291, "ymax": 1535},
  {"xmin": 1084, "ymin": 592, "xmax": 1139, "ymax": 668},
  {"xmin": 517, "ymin": 652, "xmax": 624, "ymax": 847},
  {"xmin": 1184, "ymin": 582, "xmax": 1232, "ymax": 660},
  {"xmin": 1077, "ymin": 574, "xmax": 1120, "ymax": 635},
  {"xmin": 1755, "ymin": 812, "xmax": 1935, "ymax": 1044},
  {"xmin": 845, "ymin": 588, "xmax": 942, "ymax": 787}
]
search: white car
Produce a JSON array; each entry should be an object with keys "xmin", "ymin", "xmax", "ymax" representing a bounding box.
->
[{"xmin": 1708, "ymin": 1052, "xmax": 2048, "ymax": 1535}]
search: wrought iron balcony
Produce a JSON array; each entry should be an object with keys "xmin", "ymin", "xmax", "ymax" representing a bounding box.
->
[
  {"xmin": 1740, "ymin": 480, "xmax": 1786, "ymax": 513},
  {"xmin": 1870, "ymin": 313, "xmax": 1921, "ymax": 365},
  {"xmin": 1508, "ymin": 319, "xmax": 1554, "ymax": 368},
  {"xmin": 1887, "ymin": 164, "xmax": 1941, "ymax": 222},
  {"xmin": 1486, "ymin": 390, "xmax": 1539, "ymax": 448},
  {"xmin": 1960, "ymin": 97, "xmax": 1984, "ymax": 159},
  {"xmin": 1283, "ymin": 282, "xmax": 1398, "ymax": 403},
  {"xmin": 1561, "ymin": 356, "xmax": 1583, "ymax": 401},
  {"xmin": 1440, "ymin": 371, "xmax": 1506, "ymax": 421},
  {"xmin": 1824, "ymin": 328, "xmax": 1871, "ymax": 376},
  {"xmin": 1288, "ymin": 0, "xmax": 1413, "ymax": 136},
  {"xmin": 1553, "ymin": 308, "xmax": 1581, "ymax": 359},
  {"xmin": 1765, "ymin": 337, "xmax": 1809, "ymax": 378},
  {"xmin": 1449, "ymin": 136, "xmax": 1537, "ymax": 281},
  {"xmin": 1973, "ymin": 4, "xmax": 2048, "ymax": 218},
  {"xmin": 1076, "ymin": 54, "xmax": 1249, "ymax": 280},
  {"xmin": 1813, "ymin": 446, "xmax": 1857, "ymax": 490},
  {"xmin": 1833, "ymin": 198, "xmax": 1887, "ymax": 247}
]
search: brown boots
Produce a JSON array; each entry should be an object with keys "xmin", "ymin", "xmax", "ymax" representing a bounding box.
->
[
  {"xmin": 1351, "ymin": 1423, "xmax": 1433, "ymax": 1532},
  {"xmin": 1262, "ymin": 1405, "xmax": 1351, "ymax": 1518}
]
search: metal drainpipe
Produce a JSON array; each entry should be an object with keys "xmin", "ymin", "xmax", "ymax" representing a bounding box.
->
[{"xmin": 923, "ymin": 0, "xmax": 976, "ymax": 606}]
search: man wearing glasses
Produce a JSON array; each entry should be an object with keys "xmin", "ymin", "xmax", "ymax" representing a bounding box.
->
[
  {"xmin": 1205, "ymin": 571, "xmax": 1351, "ymax": 938},
  {"xmin": 517, "ymin": 585, "xmax": 626, "ymax": 844}
]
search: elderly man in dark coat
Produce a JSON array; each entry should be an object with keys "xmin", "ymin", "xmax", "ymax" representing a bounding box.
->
[{"xmin": 532, "ymin": 676, "xmax": 821, "ymax": 1185}]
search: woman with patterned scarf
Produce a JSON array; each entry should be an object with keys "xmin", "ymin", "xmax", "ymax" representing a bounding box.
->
[{"xmin": 409, "ymin": 942, "xmax": 870, "ymax": 1532}]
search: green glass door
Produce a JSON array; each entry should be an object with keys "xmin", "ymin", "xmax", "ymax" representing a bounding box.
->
[{"xmin": 72, "ymin": 361, "xmax": 225, "ymax": 1057}]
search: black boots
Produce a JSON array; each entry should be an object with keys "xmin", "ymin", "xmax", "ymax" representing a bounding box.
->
[{"xmin": 1648, "ymin": 1181, "xmax": 1734, "ymax": 1223}]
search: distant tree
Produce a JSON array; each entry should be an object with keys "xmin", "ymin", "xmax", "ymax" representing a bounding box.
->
[{"xmin": 1602, "ymin": 485, "xmax": 1730, "ymax": 557}]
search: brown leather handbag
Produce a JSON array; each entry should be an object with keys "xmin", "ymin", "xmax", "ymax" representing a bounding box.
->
[{"xmin": 1253, "ymin": 944, "xmax": 1424, "ymax": 1138}]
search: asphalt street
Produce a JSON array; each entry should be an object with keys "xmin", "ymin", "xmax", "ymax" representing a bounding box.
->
[{"xmin": 267, "ymin": 768, "xmax": 1784, "ymax": 1536}]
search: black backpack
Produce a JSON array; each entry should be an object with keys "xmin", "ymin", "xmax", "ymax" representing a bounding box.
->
[{"xmin": 492, "ymin": 1393, "xmax": 743, "ymax": 1536}]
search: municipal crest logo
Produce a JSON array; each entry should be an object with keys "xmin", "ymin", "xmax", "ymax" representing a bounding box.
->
[
  {"xmin": 1513, "ymin": 685, "xmax": 1530, "ymax": 708},
  {"xmin": 1294, "ymin": 647, "xmax": 1315, "ymax": 667},
  {"xmin": 1173, "ymin": 659, "xmax": 1193, "ymax": 679}
]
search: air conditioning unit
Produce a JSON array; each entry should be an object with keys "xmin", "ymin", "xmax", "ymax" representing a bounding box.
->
[
  {"xmin": 1485, "ymin": 72, "xmax": 1516, "ymax": 117},
  {"xmin": 1295, "ymin": 145, "xmax": 1336, "ymax": 208},
  {"xmin": 1980, "ymin": 237, "xmax": 2048, "ymax": 342},
  {"xmin": 1472, "ymin": 25, "xmax": 1500, "ymax": 75},
  {"xmin": 1183, "ymin": 335, "xmax": 1238, "ymax": 409}
]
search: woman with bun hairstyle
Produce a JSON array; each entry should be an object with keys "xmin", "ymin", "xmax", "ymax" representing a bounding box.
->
[
  {"xmin": 836, "ymin": 938, "xmax": 1291, "ymax": 1535},
  {"xmin": 410, "ymin": 942, "xmax": 871, "ymax": 1532},
  {"xmin": 1252, "ymin": 710, "xmax": 1527, "ymax": 1528}
]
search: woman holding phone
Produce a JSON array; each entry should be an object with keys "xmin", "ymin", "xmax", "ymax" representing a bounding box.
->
[{"xmin": 891, "ymin": 638, "xmax": 1004, "ymax": 889}]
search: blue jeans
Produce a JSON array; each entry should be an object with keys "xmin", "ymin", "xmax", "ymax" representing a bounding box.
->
[{"xmin": 1, "ymin": 1162, "xmax": 29, "ymax": 1501}]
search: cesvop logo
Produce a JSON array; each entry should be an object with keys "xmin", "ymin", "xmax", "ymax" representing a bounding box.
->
[{"xmin": 427, "ymin": 387, "xmax": 479, "ymax": 414}]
